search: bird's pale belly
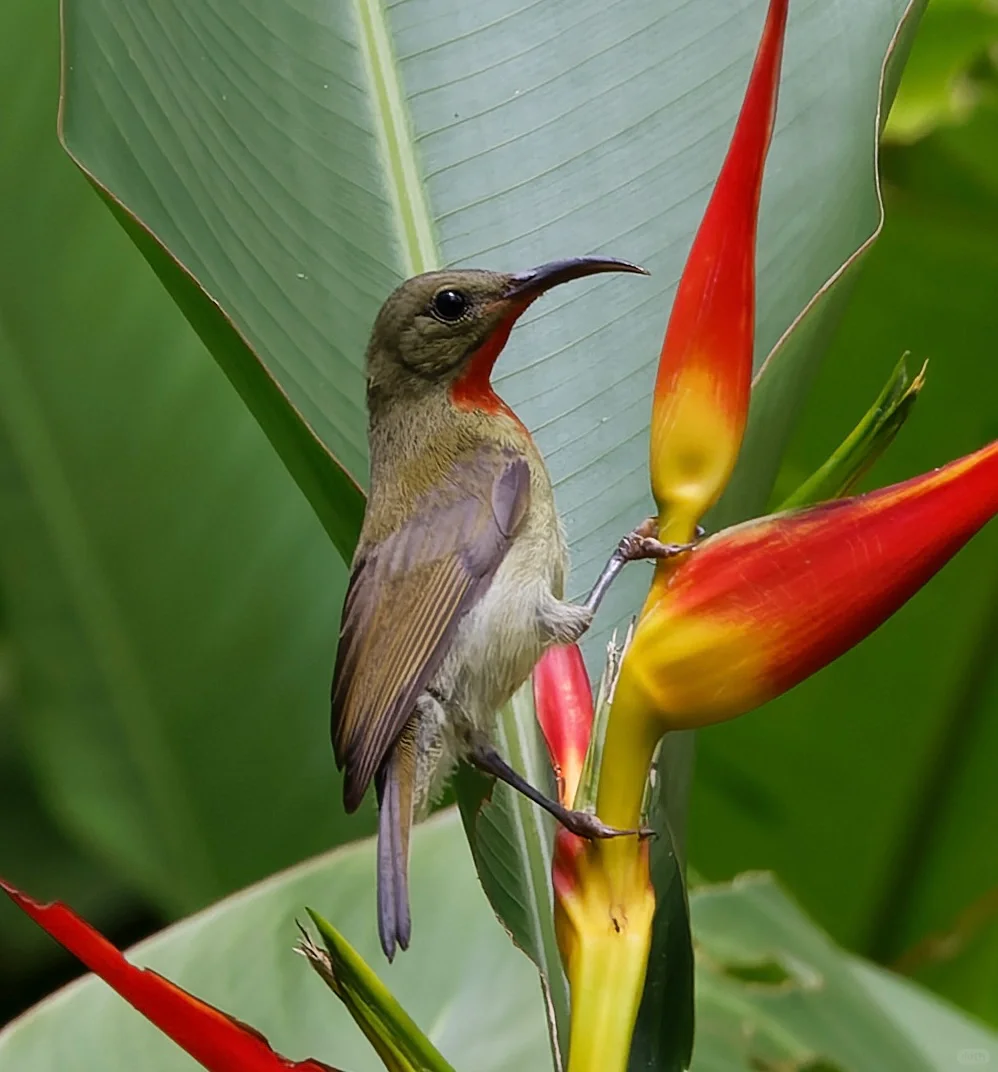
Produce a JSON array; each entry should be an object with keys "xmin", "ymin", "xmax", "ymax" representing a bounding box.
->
[{"xmin": 412, "ymin": 517, "xmax": 569, "ymax": 809}]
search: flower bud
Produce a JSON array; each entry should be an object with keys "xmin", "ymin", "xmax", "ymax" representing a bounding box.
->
[
  {"xmin": 650, "ymin": 0, "xmax": 787, "ymax": 542},
  {"xmin": 620, "ymin": 439, "xmax": 998, "ymax": 733}
]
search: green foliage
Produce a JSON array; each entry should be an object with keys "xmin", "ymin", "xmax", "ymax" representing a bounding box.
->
[
  {"xmin": 2, "ymin": 813, "xmax": 995, "ymax": 1071},
  {"xmin": 777, "ymin": 356, "xmax": 926, "ymax": 511},
  {"xmin": 0, "ymin": 686, "xmax": 132, "ymax": 998},
  {"xmin": 303, "ymin": 911, "xmax": 455, "ymax": 1072},
  {"xmin": 884, "ymin": 0, "xmax": 998, "ymax": 143},
  {"xmin": 0, "ymin": 0, "xmax": 372, "ymax": 927},
  {"xmin": 693, "ymin": 875, "xmax": 997, "ymax": 1071}
]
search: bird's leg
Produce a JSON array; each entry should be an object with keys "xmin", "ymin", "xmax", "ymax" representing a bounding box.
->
[
  {"xmin": 466, "ymin": 736, "xmax": 636, "ymax": 839},
  {"xmin": 583, "ymin": 516, "xmax": 699, "ymax": 617}
]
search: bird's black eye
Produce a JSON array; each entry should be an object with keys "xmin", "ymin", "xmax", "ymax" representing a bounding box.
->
[{"xmin": 430, "ymin": 288, "xmax": 469, "ymax": 322}]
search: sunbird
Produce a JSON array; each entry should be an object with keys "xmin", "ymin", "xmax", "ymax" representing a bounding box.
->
[{"xmin": 331, "ymin": 257, "xmax": 683, "ymax": 959}]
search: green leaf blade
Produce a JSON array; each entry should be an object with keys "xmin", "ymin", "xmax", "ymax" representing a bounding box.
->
[
  {"xmin": 62, "ymin": 0, "xmax": 929, "ymax": 658},
  {"xmin": 0, "ymin": 0, "xmax": 373, "ymax": 915},
  {"xmin": 4, "ymin": 818, "xmax": 995, "ymax": 1072},
  {"xmin": 456, "ymin": 688, "xmax": 569, "ymax": 1067},
  {"xmin": 777, "ymin": 355, "xmax": 926, "ymax": 511},
  {"xmin": 304, "ymin": 910, "xmax": 456, "ymax": 1072}
]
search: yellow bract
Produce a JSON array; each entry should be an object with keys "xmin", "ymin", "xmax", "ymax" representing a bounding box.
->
[
  {"xmin": 650, "ymin": 364, "xmax": 744, "ymax": 543},
  {"xmin": 618, "ymin": 611, "xmax": 770, "ymax": 733},
  {"xmin": 558, "ymin": 841, "xmax": 655, "ymax": 1072}
]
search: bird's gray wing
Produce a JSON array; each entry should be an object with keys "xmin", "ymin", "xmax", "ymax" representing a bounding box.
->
[{"xmin": 331, "ymin": 446, "xmax": 530, "ymax": 810}]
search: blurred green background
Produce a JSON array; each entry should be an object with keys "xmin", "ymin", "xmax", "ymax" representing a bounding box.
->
[{"xmin": 2, "ymin": 0, "xmax": 998, "ymax": 1038}]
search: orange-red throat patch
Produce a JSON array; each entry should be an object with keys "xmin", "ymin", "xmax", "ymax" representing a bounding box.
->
[{"xmin": 450, "ymin": 304, "xmax": 527, "ymax": 421}]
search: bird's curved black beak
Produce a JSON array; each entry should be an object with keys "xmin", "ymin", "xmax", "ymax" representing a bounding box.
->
[{"xmin": 504, "ymin": 256, "xmax": 649, "ymax": 299}]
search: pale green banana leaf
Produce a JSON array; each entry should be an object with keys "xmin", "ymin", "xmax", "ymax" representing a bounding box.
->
[{"xmin": 2, "ymin": 812, "xmax": 996, "ymax": 1072}]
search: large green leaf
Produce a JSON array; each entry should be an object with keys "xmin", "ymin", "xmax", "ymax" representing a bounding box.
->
[
  {"xmin": 691, "ymin": 59, "xmax": 998, "ymax": 1032},
  {"xmin": 852, "ymin": 959, "xmax": 998, "ymax": 1070},
  {"xmin": 3, "ymin": 812, "xmax": 995, "ymax": 1071},
  {"xmin": 62, "ymin": 0, "xmax": 923, "ymax": 649},
  {"xmin": 0, "ymin": 812, "xmax": 551, "ymax": 1072},
  {"xmin": 456, "ymin": 688, "xmax": 570, "ymax": 1060},
  {"xmin": 0, "ymin": 0, "xmax": 372, "ymax": 919},
  {"xmin": 690, "ymin": 874, "xmax": 994, "ymax": 1071}
]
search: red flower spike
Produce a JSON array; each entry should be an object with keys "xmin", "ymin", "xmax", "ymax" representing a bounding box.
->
[
  {"xmin": 533, "ymin": 643, "xmax": 594, "ymax": 809},
  {"xmin": 563, "ymin": 8, "xmax": 791, "ymax": 1065},
  {"xmin": 552, "ymin": 826, "xmax": 587, "ymax": 960},
  {"xmin": 649, "ymin": 0, "xmax": 788, "ymax": 542},
  {"xmin": 1, "ymin": 879, "xmax": 339, "ymax": 1072},
  {"xmin": 618, "ymin": 439, "xmax": 998, "ymax": 731}
]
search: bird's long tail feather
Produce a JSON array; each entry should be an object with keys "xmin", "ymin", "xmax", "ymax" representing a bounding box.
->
[{"xmin": 375, "ymin": 720, "xmax": 416, "ymax": 960}]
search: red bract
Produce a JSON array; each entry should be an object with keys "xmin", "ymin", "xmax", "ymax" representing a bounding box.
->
[
  {"xmin": 533, "ymin": 643, "xmax": 594, "ymax": 810},
  {"xmin": 649, "ymin": 0, "xmax": 788, "ymax": 541},
  {"xmin": 617, "ymin": 439, "xmax": 998, "ymax": 730},
  {"xmin": 557, "ymin": 3, "xmax": 792, "ymax": 1069},
  {"xmin": 532, "ymin": 644, "xmax": 598, "ymax": 969},
  {"xmin": 1, "ymin": 879, "xmax": 339, "ymax": 1072}
]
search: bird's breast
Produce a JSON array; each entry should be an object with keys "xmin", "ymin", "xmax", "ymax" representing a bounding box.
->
[{"xmin": 437, "ymin": 487, "xmax": 568, "ymax": 729}]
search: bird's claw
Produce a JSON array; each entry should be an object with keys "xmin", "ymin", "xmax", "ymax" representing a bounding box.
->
[
  {"xmin": 615, "ymin": 518, "xmax": 697, "ymax": 564},
  {"xmin": 560, "ymin": 809, "xmax": 639, "ymax": 840}
]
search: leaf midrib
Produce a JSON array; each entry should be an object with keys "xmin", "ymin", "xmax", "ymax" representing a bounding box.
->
[
  {"xmin": 352, "ymin": 0, "xmax": 439, "ymax": 276},
  {"xmin": 495, "ymin": 689, "xmax": 570, "ymax": 1065}
]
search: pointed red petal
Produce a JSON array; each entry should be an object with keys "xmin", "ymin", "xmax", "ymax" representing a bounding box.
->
[
  {"xmin": 533, "ymin": 643, "xmax": 594, "ymax": 808},
  {"xmin": 650, "ymin": 0, "xmax": 788, "ymax": 536},
  {"xmin": 1, "ymin": 879, "xmax": 339, "ymax": 1072},
  {"xmin": 623, "ymin": 439, "xmax": 998, "ymax": 728}
]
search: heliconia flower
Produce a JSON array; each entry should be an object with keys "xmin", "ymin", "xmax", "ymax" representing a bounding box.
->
[
  {"xmin": 581, "ymin": 444, "xmax": 998, "ymax": 1072},
  {"xmin": 533, "ymin": 643, "xmax": 594, "ymax": 810},
  {"xmin": 554, "ymin": 3, "xmax": 790, "ymax": 1069},
  {"xmin": 531, "ymin": 645, "xmax": 595, "ymax": 970},
  {"xmin": 532, "ymin": 644, "xmax": 596, "ymax": 962},
  {"xmin": 649, "ymin": 0, "xmax": 788, "ymax": 544},
  {"xmin": 0, "ymin": 879, "xmax": 340, "ymax": 1072},
  {"xmin": 616, "ymin": 438, "xmax": 998, "ymax": 737},
  {"xmin": 532, "ymin": 646, "xmax": 656, "ymax": 1072}
]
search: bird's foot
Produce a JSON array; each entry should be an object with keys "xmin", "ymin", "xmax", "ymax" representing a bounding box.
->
[
  {"xmin": 583, "ymin": 520, "xmax": 700, "ymax": 618},
  {"xmin": 557, "ymin": 807, "xmax": 638, "ymax": 840},
  {"xmin": 614, "ymin": 517, "xmax": 699, "ymax": 563}
]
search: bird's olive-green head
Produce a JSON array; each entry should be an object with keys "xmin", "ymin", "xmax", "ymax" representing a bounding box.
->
[{"xmin": 365, "ymin": 256, "xmax": 648, "ymax": 408}]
